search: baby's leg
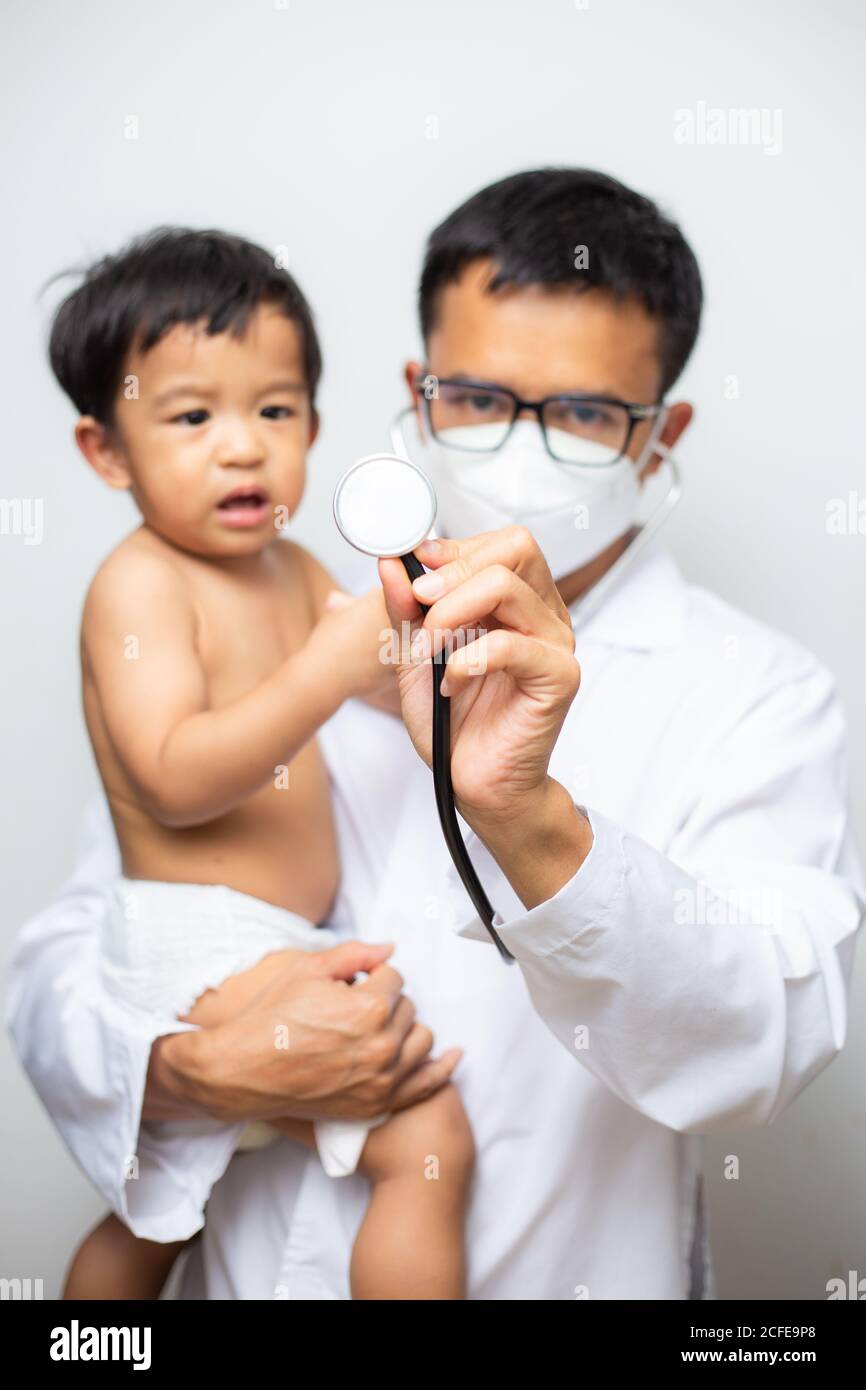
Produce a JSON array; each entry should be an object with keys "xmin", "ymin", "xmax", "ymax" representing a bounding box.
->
[
  {"xmin": 246, "ymin": 1103, "xmax": 475, "ymax": 1299},
  {"xmin": 351, "ymin": 1083, "xmax": 475, "ymax": 1300},
  {"xmin": 63, "ymin": 1213, "xmax": 188, "ymax": 1300}
]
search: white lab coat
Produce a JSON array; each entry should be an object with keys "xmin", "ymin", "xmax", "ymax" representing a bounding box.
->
[{"xmin": 6, "ymin": 543, "xmax": 863, "ymax": 1299}]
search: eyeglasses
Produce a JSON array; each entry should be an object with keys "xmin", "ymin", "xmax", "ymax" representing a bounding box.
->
[{"xmin": 414, "ymin": 374, "xmax": 663, "ymax": 466}]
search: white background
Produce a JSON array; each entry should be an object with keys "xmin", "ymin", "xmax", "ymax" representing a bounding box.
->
[{"xmin": 1, "ymin": 0, "xmax": 864, "ymax": 1299}]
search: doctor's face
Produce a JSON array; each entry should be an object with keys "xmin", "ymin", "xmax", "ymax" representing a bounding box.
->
[
  {"xmin": 404, "ymin": 256, "xmax": 692, "ymax": 483},
  {"xmin": 403, "ymin": 257, "xmax": 693, "ymax": 598}
]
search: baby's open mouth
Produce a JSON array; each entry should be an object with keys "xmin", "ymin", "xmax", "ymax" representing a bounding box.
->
[
  {"xmin": 218, "ymin": 487, "xmax": 268, "ymax": 510},
  {"xmin": 216, "ymin": 487, "xmax": 271, "ymax": 527}
]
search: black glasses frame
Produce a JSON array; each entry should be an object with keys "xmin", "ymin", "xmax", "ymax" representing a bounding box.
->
[{"xmin": 414, "ymin": 373, "xmax": 663, "ymax": 466}]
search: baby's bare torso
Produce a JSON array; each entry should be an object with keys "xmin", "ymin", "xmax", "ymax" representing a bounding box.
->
[{"xmin": 82, "ymin": 529, "xmax": 339, "ymax": 921}]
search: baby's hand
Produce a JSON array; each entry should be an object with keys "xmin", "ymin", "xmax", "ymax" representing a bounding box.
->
[{"xmin": 311, "ymin": 585, "xmax": 397, "ymax": 701}]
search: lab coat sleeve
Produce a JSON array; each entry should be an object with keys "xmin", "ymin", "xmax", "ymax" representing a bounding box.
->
[
  {"xmin": 4, "ymin": 792, "xmax": 245, "ymax": 1242},
  {"xmin": 462, "ymin": 661, "xmax": 865, "ymax": 1134}
]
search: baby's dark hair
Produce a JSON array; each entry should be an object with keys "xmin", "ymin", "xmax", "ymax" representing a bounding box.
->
[
  {"xmin": 48, "ymin": 227, "xmax": 322, "ymax": 424},
  {"xmin": 419, "ymin": 168, "xmax": 703, "ymax": 396}
]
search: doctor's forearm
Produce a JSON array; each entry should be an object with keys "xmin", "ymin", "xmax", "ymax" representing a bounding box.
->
[
  {"xmin": 144, "ymin": 1023, "xmax": 310, "ymax": 1122},
  {"xmin": 142, "ymin": 1031, "xmax": 212, "ymax": 1122},
  {"xmin": 144, "ymin": 1027, "xmax": 271, "ymax": 1123},
  {"xmin": 143, "ymin": 1028, "xmax": 271, "ymax": 1123},
  {"xmin": 466, "ymin": 777, "xmax": 593, "ymax": 910}
]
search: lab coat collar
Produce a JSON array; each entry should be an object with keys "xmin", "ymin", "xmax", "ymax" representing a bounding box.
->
[{"xmin": 568, "ymin": 541, "xmax": 688, "ymax": 651}]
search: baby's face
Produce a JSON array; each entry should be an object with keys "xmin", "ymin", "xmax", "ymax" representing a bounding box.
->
[{"xmin": 110, "ymin": 304, "xmax": 316, "ymax": 557}]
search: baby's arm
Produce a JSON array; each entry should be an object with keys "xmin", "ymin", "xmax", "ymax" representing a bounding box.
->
[
  {"xmin": 299, "ymin": 547, "xmax": 402, "ymax": 717},
  {"xmin": 83, "ymin": 547, "xmax": 364, "ymax": 827}
]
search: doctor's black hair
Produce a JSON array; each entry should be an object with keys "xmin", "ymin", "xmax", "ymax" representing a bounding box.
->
[
  {"xmin": 47, "ymin": 227, "xmax": 322, "ymax": 424},
  {"xmin": 419, "ymin": 168, "xmax": 703, "ymax": 396}
]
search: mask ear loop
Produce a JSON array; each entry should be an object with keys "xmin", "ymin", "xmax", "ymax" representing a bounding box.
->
[
  {"xmin": 390, "ymin": 406, "xmax": 415, "ymax": 460},
  {"xmin": 571, "ymin": 409, "xmax": 683, "ymax": 631},
  {"xmin": 634, "ymin": 404, "xmax": 671, "ymax": 480}
]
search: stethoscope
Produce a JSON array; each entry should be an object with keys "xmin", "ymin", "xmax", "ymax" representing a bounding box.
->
[
  {"xmin": 332, "ymin": 410, "xmax": 683, "ymax": 965},
  {"xmin": 333, "ymin": 448, "xmax": 515, "ymax": 963}
]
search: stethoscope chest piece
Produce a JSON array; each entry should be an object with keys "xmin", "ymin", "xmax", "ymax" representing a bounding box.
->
[{"xmin": 332, "ymin": 452, "xmax": 438, "ymax": 559}]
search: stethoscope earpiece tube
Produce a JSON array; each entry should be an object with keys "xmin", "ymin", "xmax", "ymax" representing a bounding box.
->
[{"xmin": 400, "ymin": 552, "xmax": 514, "ymax": 964}]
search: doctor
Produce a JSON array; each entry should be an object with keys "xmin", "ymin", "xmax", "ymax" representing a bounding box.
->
[{"xmin": 8, "ymin": 168, "xmax": 864, "ymax": 1300}]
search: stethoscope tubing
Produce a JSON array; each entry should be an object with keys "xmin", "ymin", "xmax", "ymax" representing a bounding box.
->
[{"xmin": 400, "ymin": 551, "xmax": 515, "ymax": 963}]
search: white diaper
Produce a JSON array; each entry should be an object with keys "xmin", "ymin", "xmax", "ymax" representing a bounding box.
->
[{"xmin": 99, "ymin": 877, "xmax": 386, "ymax": 1178}]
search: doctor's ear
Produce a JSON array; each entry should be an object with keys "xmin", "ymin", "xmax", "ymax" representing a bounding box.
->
[
  {"xmin": 640, "ymin": 401, "xmax": 693, "ymax": 479},
  {"xmin": 74, "ymin": 416, "xmax": 133, "ymax": 491},
  {"xmin": 403, "ymin": 358, "xmax": 424, "ymax": 404}
]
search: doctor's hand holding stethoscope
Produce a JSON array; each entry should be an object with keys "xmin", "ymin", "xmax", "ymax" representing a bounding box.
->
[{"xmin": 376, "ymin": 524, "xmax": 593, "ymax": 916}]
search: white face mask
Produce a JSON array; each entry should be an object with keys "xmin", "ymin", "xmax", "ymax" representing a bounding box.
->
[{"xmin": 410, "ymin": 410, "xmax": 669, "ymax": 581}]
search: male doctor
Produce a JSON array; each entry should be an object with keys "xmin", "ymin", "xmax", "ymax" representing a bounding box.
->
[{"xmin": 7, "ymin": 168, "xmax": 864, "ymax": 1300}]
